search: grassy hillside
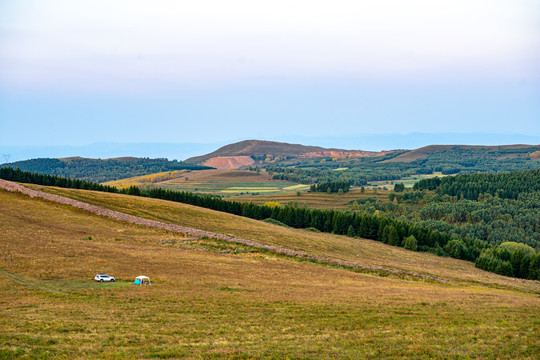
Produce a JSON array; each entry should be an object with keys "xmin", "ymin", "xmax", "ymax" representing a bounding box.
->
[
  {"xmin": 24, "ymin": 185, "xmax": 540, "ymax": 292},
  {"xmin": 1, "ymin": 187, "xmax": 539, "ymax": 359},
  {"xmin": 102, "ymin": 170, "xmax": 190, "ymax": 189},
  {"xmin": 1, "ymin": 188, "xmax": 539, "ymax": 358}
]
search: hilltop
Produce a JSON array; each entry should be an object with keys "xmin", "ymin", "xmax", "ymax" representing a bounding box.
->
[
  {"xmin": 184, "ymin": 139, "xmax": 391, "ymax": 168},
  {"xmin": 184, "ymin": 140, "xmax": 328, "ymax": 163}
]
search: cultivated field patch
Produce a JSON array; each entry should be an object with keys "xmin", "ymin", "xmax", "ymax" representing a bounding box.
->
[{"xmin": 152, "ymin": 169, "xmax": 304, "ymax": 196}]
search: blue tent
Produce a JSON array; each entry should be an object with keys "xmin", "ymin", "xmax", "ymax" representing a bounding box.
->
[{"xmin": 133, "ymin": 276, "xmax": 151, "ymax": 285}]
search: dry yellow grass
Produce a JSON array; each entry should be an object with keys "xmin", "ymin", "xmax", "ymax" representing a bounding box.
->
[
  {"xmin": 163, "ymin": 169, "xmax": 276, "ymax": 184},
  {"xmin": 27, "ymin": 185, "xmax": 540, "ymax": 293},
  {"xmin": 103, "ymin": 170, "xmax": 188, "ymax": 189},
  {"xmin": 1, "ymin": 188, "xmax": 539, "ymax": 358}
]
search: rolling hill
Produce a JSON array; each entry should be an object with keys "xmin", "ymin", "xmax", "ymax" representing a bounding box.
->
[
  {"xmin": 184, "ymin": 140, "xmax": 329, "ymax": 164},
  {"xmin": 1, "ymin": 183, "xmax": 539, "ymax": 358},
  {"xmin": 184, "ymin": 139, "xmax": 391, "ymax": 168},
  {"xmin": 184, "ymin": 140, "xmax": 540, "ymax": 173},
  {"xmin": 382, "ymin": 144, "xmax": 539, "ymax": 163}
]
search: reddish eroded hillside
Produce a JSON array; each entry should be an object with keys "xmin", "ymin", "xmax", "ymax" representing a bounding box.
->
[
  {"xmin": 202, "ymin": 156, "xmax": 255, "ymax": 170},
  {"xmin": 299, "ymin": 150, "xmax": 393, "ymax": 158}
]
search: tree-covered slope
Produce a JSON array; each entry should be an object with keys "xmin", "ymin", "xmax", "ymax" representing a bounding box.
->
[
  {"xmin": 414, "ymin": 169, "xmax": 540, "ymax": 200},
  {"xmin": 268, "ymin": 145, "xmax": 540, "ymax": 185},
  {"xmin": 1, "ymin": 157, "xmax": 212, "ymax": 182},
  {"xmin": 347, "ymin": 169, "xmax": 540, "ymax": 278}
]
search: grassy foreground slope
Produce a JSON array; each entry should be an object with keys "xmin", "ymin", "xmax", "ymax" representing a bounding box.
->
[
  {"xmin": 30, "ymin": 185, "xmax": 540, "ymax": 292},
  {"xmin": 1, "ymin": 188, "xmax": 539, "ymax": 359}
]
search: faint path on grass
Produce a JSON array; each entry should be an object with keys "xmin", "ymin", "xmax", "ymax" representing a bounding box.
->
[
  {"xmin": 0, "ymin": 269, "xmax": 68, "ymax": 295},
  {"xmin": 0, "ymin": 179, "xmax": 444, "ymax": 282}
]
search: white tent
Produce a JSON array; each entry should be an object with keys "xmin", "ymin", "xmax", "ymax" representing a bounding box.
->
[{"xmin": 134, "ymin": 275, "xmax": 151, "ymax": 285}]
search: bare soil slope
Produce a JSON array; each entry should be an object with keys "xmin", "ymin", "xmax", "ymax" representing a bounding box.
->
[{"xmin": 202, "ymin": 155, "xmax": 255, "ymax": 169}]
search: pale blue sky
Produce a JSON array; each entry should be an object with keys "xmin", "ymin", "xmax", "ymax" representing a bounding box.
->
[{"xmin": 1, "ymin": 0, "xmax": 539, "ymax": 149}]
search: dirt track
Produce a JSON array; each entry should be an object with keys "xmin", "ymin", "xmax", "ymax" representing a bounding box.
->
[{"xmin": 0, "ymin": 179, "xmax": 443, "ymax": 282}]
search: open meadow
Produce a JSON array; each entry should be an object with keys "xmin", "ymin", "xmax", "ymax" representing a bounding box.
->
[
  {"xmin": 105, "ymin": 169, "xmax": 309, "ymax": 197},
  {"xmin": 364, "ymin": 173, "xmax": 447, "ymax": 190},
  {"xmin": 1, "ymin": 185, "xmax": 538, "ymax": 358},
  {"xmin": 103, "ymin": 169, "xmax": 441, "ymax": 211}
]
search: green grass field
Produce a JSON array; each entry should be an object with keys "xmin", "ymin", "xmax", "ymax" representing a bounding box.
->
[
  {"xmin": 1, "ymin": 187, "xmax": 539, "ymax": 358},
  {"xmin": 146, "ymin": 169, "xmax": 306, "ymax": 196},
  {"xmin": 366, "ymin": 173, "xmax": 445, "ymax": 190},
  {"xmin": 104, "ymin": 169, "xmax": 441, "ymax": 204},
  {"xmin": 163, "ymin": 181, "xmax": 298, "ymax": 195}
]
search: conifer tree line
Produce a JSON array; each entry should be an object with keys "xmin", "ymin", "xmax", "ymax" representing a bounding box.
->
[
  {"xmin": 413, "ymin": 169, "xmax": 540, "ymax": 200},
  {"xmin": 0, "ymin": 167, "xmax": 119, "ymax": 193},
  {"xmin": 309, "ymin": 181, "xmax": 350, "ymax": 193},
  {"xmin": 1, "ymin": 167, "xmax": 539, "ymax": 280},
  {"xmin": 1, "ymin": 157, "xmax": 210, "ymax": 182}
]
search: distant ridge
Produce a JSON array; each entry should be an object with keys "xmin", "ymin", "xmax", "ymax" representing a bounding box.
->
[
  {"xmin": 383, "ymin": 144, "xmax": 537, "ymax": 163},
  {"xmin": 184, "ymin": 139, "xmax": 387, "ymax": 165},
  {"xmin": 58, "ymin": 156, "xmax": 139, "ymax": 162},
  {"xmin": 184, "ymin": 140, "xmax": 327, "ymax": 164}
]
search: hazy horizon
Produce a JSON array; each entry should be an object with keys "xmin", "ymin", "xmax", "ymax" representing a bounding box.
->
[
  {"xmin": 2, "ymin": 132, "xmax": 540, "ymax": 163},
  {"xmin": 1, "ymin": 1, "xmax": 539, "ymax": 148}
]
